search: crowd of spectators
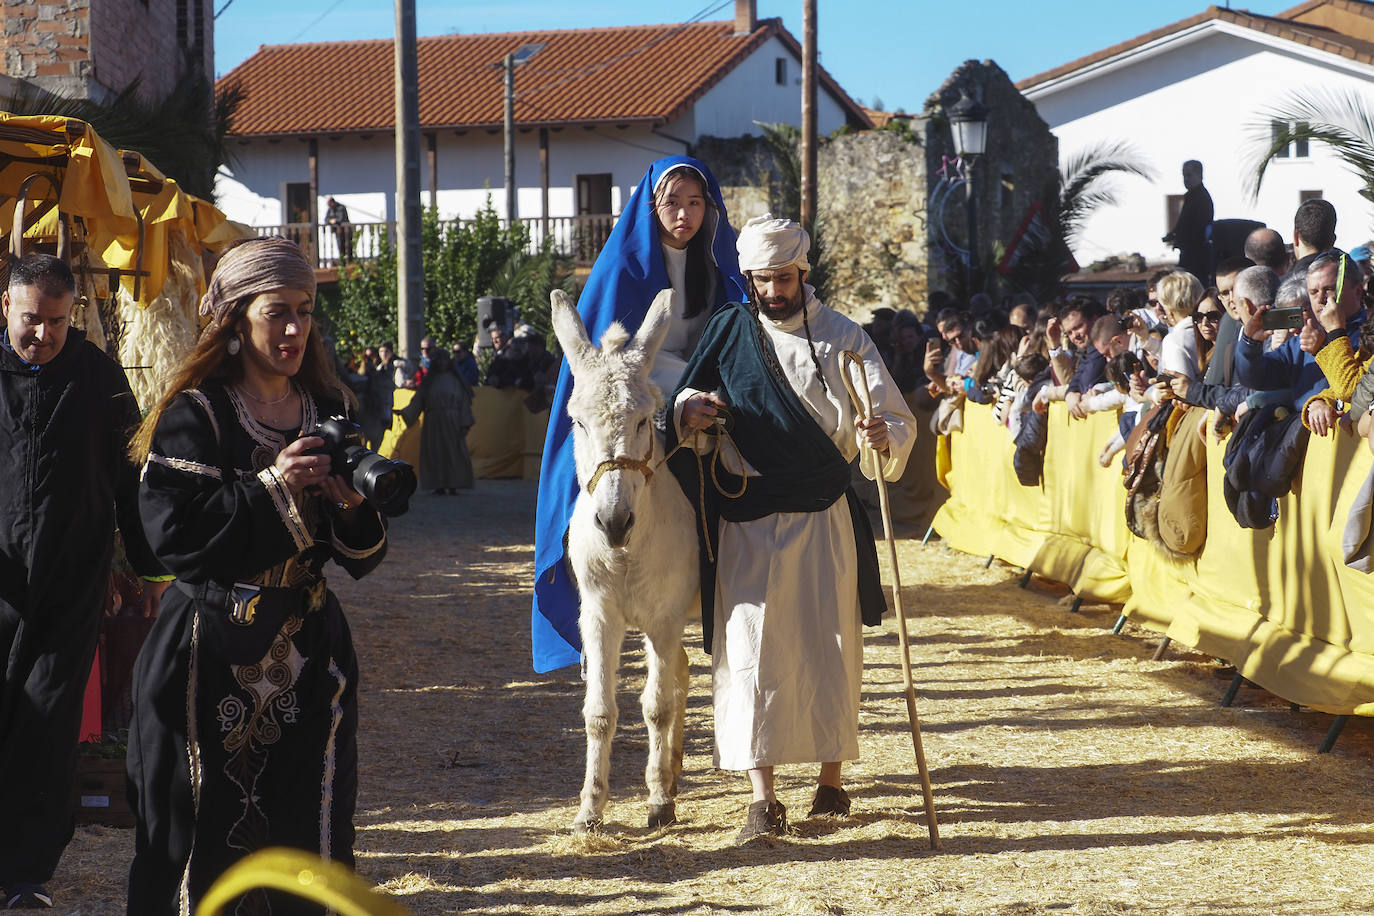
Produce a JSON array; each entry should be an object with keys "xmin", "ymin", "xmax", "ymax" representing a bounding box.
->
[{"xmin": 868, "ymin": 194, "xmax": 1374, "ymax": 543}]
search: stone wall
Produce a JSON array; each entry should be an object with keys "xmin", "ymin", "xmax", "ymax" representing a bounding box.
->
[
  {"xmin": 687, "ymin": 60, "xmax": 1059, "ymax": 319},
  {"xmin": 3, "ymin": 0, "xmax": 213, "ymax": 103},
  {"xmin": 816, "ymin": 129, "xmax": 929, "ymax": 318},
  {"xmin": 693, "ymin": 133, "xmax": 790, "ymax": 226},
  {"xmin": 922, "ymin": 60, "xmax": 1060, "ymax": 300},
  {"xmin": 3, "ymin": 0, "xmax": 92, "ymax": 99}
]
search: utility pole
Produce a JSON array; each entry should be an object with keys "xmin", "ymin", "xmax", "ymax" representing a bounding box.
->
[
  {"xmin": 504, "ymin": 53, "xmax": 516, "ymax": 227},
  {"xmin": 800, "ymin": 0, "xmax": 817, "ymax": 231},
  {"xmin": 394, "ymin": 0, "xmax": 424, "ymax": 360}
]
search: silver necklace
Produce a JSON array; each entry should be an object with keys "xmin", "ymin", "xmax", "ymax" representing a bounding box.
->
[{"xmin": 236, "ymin": 382, "xmax": 294, "ymax": 407}]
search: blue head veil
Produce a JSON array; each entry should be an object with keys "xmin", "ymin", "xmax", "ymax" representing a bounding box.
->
[{"xmin": 531, "ymin": 155, "xmax": 747, "ymax": 672}]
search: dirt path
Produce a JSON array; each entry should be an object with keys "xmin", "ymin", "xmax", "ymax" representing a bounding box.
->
[{"xmin": 56, "ymin": 479, "xmax": 1374, "ymax": 915}]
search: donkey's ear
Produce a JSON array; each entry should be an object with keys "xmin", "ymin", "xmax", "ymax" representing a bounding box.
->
[
  {"xmin": 550, "ymin": 289, "xmax": 593, "ymax": 369},
  {"xmin": 631, "ymin": 288, "xmax": 674, "ymax": 371}
]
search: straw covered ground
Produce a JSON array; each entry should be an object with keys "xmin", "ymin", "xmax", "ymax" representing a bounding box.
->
[{"xmin": 58, "ymin": 478, "xmax": 1374, "ymax": 915}]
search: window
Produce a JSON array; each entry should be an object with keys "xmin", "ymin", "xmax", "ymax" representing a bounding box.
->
[
  {"xmin": 1165, "ymin": 194, "xmax": 1185, "ymax": 234},
  {"xmin": 775, "ymin": 58, "xmax": 787, "ymax": 86},
  {"xmin": 1300, "ymin": 189, "xmax": 1324, "ymax": 203},
  {"xmin": 575, "ymin": 173, "xmax": 613, "ymax": 216},
  {"xmin": 1271, "ymin": 120, "xmax": 1310, "ymax": 159}
]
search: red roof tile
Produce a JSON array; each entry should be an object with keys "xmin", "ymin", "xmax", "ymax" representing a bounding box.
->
[
  {"xmin": 220, "ymin": 18, "xmax": 870, "ymax": 138},
  {"xmin": 1017, "ymin": 1, "xmax": 1374, "ymax": 92}
]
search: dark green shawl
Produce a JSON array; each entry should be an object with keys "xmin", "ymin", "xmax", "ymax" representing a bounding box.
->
[{"xmin": 667, "ymin": 301, "xmax": 886, "ymax": 651}]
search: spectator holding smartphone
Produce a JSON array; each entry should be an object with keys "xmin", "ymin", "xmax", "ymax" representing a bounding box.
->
[{"xmin": 1237, "ymin": 249, "xmax": 1366, "ymax": 419}]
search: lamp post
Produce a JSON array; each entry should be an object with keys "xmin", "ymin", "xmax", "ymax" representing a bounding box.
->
[{"xmin": 948, "ymin": 95, "xmax": 989, "ymax": 296}]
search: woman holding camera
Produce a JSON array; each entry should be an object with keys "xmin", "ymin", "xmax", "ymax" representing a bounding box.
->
[{"xmin": 125, "ymin": 238, "xmax": 387, "ymax": 915}]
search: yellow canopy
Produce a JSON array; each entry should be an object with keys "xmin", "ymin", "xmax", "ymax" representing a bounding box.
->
[{"xmin": 0, "ymin": 111, "xmax": 252, "ymax": 305}]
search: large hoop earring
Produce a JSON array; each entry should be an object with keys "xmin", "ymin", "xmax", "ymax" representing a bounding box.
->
[{"xmin": 227, "ymin": 337, "xmax": 241, "ymax": 356}]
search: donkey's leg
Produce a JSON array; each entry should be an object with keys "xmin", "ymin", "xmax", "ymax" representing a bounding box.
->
[
  {"xmin": 574, "ymin": 608, "xmax": 625, "ymax": 832},
  {"xmin": 641, "ymin": 627, "xmax": 684, "ymax": 828},
  {"xmin": 669, "ymin": 644, "xmax": 689, "ymax": 798}
]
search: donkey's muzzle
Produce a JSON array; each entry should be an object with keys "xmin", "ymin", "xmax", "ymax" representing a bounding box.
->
[{"xmin": 595, "ymin": 507, "xmax": 636, "ymax": 548}]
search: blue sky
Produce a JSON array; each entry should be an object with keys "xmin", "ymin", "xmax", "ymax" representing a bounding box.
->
[{"xmin": 215, "ymin": 0, "xmax": 1294, "ymax": 115}]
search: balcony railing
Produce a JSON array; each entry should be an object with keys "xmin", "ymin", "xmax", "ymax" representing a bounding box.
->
[{"xmin": 255, "ymin": 214, "xmax": 618, "ymax": 271}]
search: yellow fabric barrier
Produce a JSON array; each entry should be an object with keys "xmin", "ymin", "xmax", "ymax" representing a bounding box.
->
[
  {"xmin": 1125, "ymin": 426, "xmax": 1374, "ymax": 716},
  {"xmin": 933, "ymin": 403, "xmax": 1130, "ymax": 603},
  {"xmin": 377, "ymin": 389, "xmax": 421, "ymax": 467},
  {"xmin": 390, "ymin": 387, "xmax": 550, "ymax": 481},
  {"xmin": 932, "ymin": 400, "xmax": 1374, "ymax": 716}
]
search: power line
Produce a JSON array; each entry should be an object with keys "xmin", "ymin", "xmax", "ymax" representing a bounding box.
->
[{"xmin": 289, "ymin": 0, "xmax": 350, "ymax": 43}]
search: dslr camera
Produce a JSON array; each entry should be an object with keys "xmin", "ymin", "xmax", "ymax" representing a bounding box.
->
[{"xmin": 308, "ymin": 416, "xmax": 417, "ymax": 517}]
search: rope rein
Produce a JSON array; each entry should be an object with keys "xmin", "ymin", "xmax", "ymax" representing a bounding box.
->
[{"xmin": 657, "ymin": 407, "xmax": 747, "ymax": 564}]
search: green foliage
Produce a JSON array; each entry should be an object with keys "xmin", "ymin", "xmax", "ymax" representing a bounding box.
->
[
  {"xmin": 757, "ymin": 121, "xmax": 802, "ymax": 221},
  {"xmin": 1247, "ymin": 88, "xmax": 1374, "ymax": 202},
  {"xmin": 328, "ymin": 199, "xmax": 576, "ymax": 359}
]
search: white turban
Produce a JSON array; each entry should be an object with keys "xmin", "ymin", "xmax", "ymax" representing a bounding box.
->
[{"xmin": 736, "ymin": 214, "xmax": 810, "ymax": 273}]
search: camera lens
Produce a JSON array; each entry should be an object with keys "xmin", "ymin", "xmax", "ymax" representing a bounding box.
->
[{"xmin": 350, "ymin": 450, "xmax": 417, "ymax": 516}]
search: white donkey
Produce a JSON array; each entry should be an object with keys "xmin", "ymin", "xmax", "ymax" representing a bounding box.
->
[{"xmin": 550, "ymin": 288, "xmax": 700, "ymax": 832}]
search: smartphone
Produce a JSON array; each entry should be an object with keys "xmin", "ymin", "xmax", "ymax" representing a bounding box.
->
[{"xmin": 1260, "ymin": 306, "xmax": 1305, "ymax": 331}]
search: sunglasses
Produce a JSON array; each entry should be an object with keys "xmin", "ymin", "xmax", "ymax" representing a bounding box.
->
[{"xmin": 1194, "ymin": 310, "xmax": 1223, "ymax": 323}]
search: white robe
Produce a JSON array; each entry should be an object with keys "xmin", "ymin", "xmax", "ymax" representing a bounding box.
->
[{"xmin": 675, "ymin": 290, "xmax": 916, "ymax": 770}]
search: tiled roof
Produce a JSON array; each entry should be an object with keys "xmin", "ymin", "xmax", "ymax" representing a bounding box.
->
[
  {"xmin": 1017, "ymin": 1, "xmax": 1374, "ymax": 91},
  {"xmin": 220, "ymin": 18, "xmax": 870, "ymax": 138}
]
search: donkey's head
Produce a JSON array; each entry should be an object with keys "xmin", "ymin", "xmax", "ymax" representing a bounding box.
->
[{"xmin": 552, "ymin": 288, "xmax": 673, "ymax": 549}]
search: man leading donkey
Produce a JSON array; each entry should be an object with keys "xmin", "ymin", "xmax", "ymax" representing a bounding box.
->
[{"xmin": 669, "ymin": 215, "xmax": 916, "ymax": 843}]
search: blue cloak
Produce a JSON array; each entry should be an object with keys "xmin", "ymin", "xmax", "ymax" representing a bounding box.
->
[{"xmin": 530, "ymin": 155, "xmax": 746, "ymax": 672}]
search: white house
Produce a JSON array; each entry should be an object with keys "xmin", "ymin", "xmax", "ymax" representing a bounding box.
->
[
  {"xmin": 1019, "ymin": 0, "xmax": 1374, "ymax": 267},
  {"xmin": 214, "ymin": 0, "xmax": 869, "ymax": 265}
]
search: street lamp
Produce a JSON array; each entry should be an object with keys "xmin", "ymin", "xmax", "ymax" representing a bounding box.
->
[{"xmin": 948, "ymin": 95, "xmax": 989, "ymax": 296}]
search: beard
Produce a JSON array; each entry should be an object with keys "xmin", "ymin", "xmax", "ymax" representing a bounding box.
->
[{"xmin": 755, "ymin": 285, "xmax": 806, "ymax": 321}]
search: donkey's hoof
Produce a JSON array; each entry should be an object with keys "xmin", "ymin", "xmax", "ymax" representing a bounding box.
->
[
  {"xmin": 647, "ymin": 800, "xmax": 677, "ymax": 829},
  {"xmin": 572, "ymin": 815, "xmax": 602, "ymax": 835}
]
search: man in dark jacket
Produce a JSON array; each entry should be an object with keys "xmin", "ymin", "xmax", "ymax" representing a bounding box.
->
[
  {"xmin": 0, "ymin": 254, "xmax": 167, "ymax": 910},
  {"xmin": 1164, "ymin": 160, "xmax": 1214, "ymax": 281}
]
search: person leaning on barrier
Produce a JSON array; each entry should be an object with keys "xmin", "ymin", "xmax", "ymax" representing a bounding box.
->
[
  {"xmin": 1295, "ymin": 251, "xmax": 1374, "ymax": 438},
  {"xmin": 1033, "ymin": 297, "xmax": 1102, "ymax": 415},
  {"xmin": 1237, "ymin": 249, "xmax": 1366, "ymax": 426},
  {"xmin": 0, "ymin": 254, "xmax": 170, "ymax": 911},
  {"xmin": 1169, "ymin": 266, "xmax": 1279, "ymax": 431}
]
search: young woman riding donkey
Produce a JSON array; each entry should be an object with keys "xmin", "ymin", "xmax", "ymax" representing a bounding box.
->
[{"xmin": 533, "ymin": 157, "xmax": 745, "ymax": 831}]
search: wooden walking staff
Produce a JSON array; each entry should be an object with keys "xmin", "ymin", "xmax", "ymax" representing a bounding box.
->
[{"xmin": 839, "ymin": 349, "xmax": 940, "ymax": 850}]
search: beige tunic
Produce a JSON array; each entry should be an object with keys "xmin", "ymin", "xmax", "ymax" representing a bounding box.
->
[{"xmin": 676, "ymin": 290, "xmax": 916, "ymax": 770}]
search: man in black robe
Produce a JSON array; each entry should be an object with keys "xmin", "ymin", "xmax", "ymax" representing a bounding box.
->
[{"xmin": 0, "ymin": 254, "xmax": 167, "ymax": 910}]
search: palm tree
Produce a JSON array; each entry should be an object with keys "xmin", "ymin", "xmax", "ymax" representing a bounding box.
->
[
  {"xmin": 1057, "ymin": 141, "xmax": 1158, "ymax": 250},
  {"xmin": 1246, "ymin": 88, "xmax": 1374, "ymax": 202},
  {"xmin": 999, "ymin": 141, "xmax": 1156, "ymax": 300}
]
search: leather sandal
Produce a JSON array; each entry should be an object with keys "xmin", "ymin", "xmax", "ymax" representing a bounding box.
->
[
  {"xmin": 735, "ymin": 799, "xmax": 788, "ymax": 844},
  {"xmin": 807, "ymin": 784, "xmax": 852, "ymax": 818}
]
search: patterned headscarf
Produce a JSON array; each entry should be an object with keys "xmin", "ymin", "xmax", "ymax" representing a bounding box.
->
[
  {"xmin": 736, "ymin": 214, "xmax": 811, "ymax": 273},
  {"xmin": 198, "ymin": 237, "xmax": 316, "ymax": 328}
]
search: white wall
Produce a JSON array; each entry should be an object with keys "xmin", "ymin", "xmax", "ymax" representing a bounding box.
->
[
  {"xmin": 1029, "ymin": 28, "xmax": 1374, "ymax": 265},
  {"xmin": 214, "ymin": 36, "xmax": 858, "ymax": 229},
  {"xmin": 689, "ymin": 34, "xmax": 850, "ymax": 138}
]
